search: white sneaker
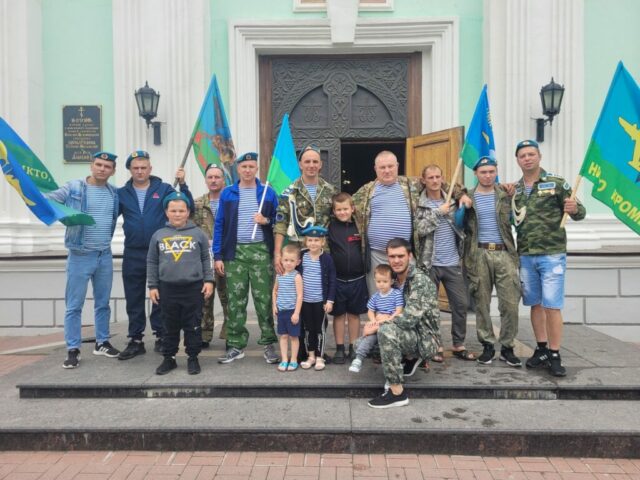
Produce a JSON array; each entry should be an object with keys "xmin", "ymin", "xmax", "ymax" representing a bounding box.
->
[{"xmin": 349, "ymin": 358, "xmax": 362, "ymax": 373}]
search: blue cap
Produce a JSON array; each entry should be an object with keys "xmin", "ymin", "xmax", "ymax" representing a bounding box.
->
[
  {"xmin": 474, "ymin": 156, "xmax": 498, "ymax": 170},
  {"xmin": 126, "ymin": 150, "xmax": 150, "ymax": 169},
  {"xmin": 297, "ymin": 144, "xmax": 321, "ymax": 162},
  {"xmin": 301, "ymin": 225, "xmax": 328, "ymax": 237},
  {"xmin": 237, "ymin": 152, "xmax": 258, "ymax": 163},
  {"xmin": 93, "ymin": 151, "xmax": 117, "ymax": 163},
  {"xmin": 515, "ymin": 139, "xmax": 539, "ymax": 156},
  {"xmin": 162, "ymin": 191, "xmax": 191, "ymax": 210}
]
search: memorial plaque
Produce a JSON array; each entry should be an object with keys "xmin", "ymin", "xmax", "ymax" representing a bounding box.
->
[{"xmin": 63, "ymin": 105, "xmax": 102, "ymax": 163}]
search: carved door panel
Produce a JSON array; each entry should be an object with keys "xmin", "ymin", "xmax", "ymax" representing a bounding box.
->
[{"xmin": 405, "ymin": 127, "xmax": 464, "ymax": 312}]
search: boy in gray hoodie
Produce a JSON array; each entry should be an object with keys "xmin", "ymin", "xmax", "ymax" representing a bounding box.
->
[{"xmin": 147, "ymin": 192, "xmax": 214, "ymax": 375}]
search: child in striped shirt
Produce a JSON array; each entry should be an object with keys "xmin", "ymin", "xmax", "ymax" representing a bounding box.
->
[
  {"xmin": 349, "ymin": 264, "xmax": 404, "ymax": 373},
  {"xmin": 272, "ymin": 243, "xmax": 303, "ymax": 372}
]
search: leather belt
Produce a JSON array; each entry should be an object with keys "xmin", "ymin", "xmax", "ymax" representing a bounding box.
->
[{"xmin": 478, "ymin": 242, "xmax": 506, "ymax": 251}]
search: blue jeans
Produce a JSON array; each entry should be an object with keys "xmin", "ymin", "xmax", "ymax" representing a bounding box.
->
[
  {"xmin": 64, "ymin": 249, "xmax": 113, "ymax": 350},
  {"xmin": 519, "ymin": 254, "xmax": 566, "ymax": 309}
]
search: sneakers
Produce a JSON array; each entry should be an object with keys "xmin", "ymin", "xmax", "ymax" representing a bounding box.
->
[
  {"xmin": 201, "ymin": 341, "xmax": 210, "ymax": 349},
  {"xmin": 156, "ymin": 356, "xmax": 177, "ymax": 375},
  {"xmin": 348, "ymin": 344, "xmax": 356, "ymax": 361},
  {"xmin": 93, "ymin": 341, "xmax": 120, "ymax": 358},
  {"xmin": 349, "ymin": 357, "xmax": 363, "ymax": 373},
  {"xmin": 263, "ymin": 344, "xmax": 279, "ymax": 364},
  {"xmin": 62, "ymin": 349, "xmax": 81, "ymax": 369},
  {"xmin": 187, "ymin": 356, "xmax": 201, "ymax": 375},
  {"xmin": 218, "ymin": 347, "xmax": 245, "ymax": 364},
  {"xmin": 402, "ymin": 357, "xmax": 421, "ymax": 377},
  {"xmin": 499, "ymin": 347, "xmax": 522, "ymax": 367},
  {"xmin": 477, "ymin": 343, "xmax": 495, "ymax": 365},
  {"xmin": 368, "ymin": 389, "xmax": 409, "ymax": 409},
  {"xmin": 118, "ymin": 340, "xmax": 146, "ymax": 360},
  {"xmin": 154, "ymin": 338, "xmax": 163, "ymax": 353},
  {"xmin": 333, "ymin": 346, "xmax": 346, "ymax": 364},
  {"xmin": 526, "ymin": 346, "xmax": 550, "ymax": 369},
  {"xmin": 548, "ymin": 351, "xmax": 567, "ymax": 377}
]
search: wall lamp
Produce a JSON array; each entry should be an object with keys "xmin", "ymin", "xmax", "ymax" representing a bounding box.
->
[
  {"xmin": 536, "ymin": 77, "xmax": 565, "ymax": 142},
  {"xmin": 134, "ymin": 81, "xmax": 162, "ymax": 145}
]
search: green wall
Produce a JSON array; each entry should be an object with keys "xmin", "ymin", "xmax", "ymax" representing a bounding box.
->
[{"xmin": 42, "ymin": 0, "xmax": 114, "ymax": 183}]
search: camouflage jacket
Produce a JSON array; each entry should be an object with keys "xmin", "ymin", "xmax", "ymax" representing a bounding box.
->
[
  {"xmin": 414, "ymin": 187, "xmax": 465, "ymax": 272},
  {"xmin": 274, "ymin": 177, "xmax": 336, "ymax": 240},
  {"xmin": 463, "ymin": 185, "xmax": 518, "ymax": 278},
  {"xmin": 352, "ymin": 176, "xmax": 422, "ymax": 255},
  {"xmin": 191, "ymin": 193, "xmax": 217, "ymax": 241},
  {"xmin": 392, "ymin": 263, "xmax": 440, "ymax": 358},
  {"xmin": 513, "ymin": 169, "xmax": 586, "ymax": 255}
]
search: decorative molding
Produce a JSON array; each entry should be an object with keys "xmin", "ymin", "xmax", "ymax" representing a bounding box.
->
[{"xmin": 293, "ymin": 0, "xmax": 394, "ymax": 13}]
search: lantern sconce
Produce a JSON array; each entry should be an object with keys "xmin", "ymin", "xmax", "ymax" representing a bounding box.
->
[
  {"xmin": 535, "ymin": 77, "xmax": 565, "ymax": 143},
  {"xmin": 134, "ymin": 81, "xmax": 162, "ymax": 145}
]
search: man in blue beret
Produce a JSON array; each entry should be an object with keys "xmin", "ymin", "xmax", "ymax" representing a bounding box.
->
[
  {"xmin": 463, "ymin": 156, "xmax": 522, "ymax": 367},
  {"xmin": 213, "ymin": 152, "xmax": 280, "ymax": 364},
  {"xmin": 45, "ymin": 151, "xmax": 120, "ymax": 368},
  {"xmin": 117, "ymin": 150, "xmax": 194, "ymax": 360}
]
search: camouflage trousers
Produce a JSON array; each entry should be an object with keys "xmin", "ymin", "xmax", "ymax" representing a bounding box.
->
[
  {"xmin": 378, "ymin": 322, "xmax": 438, "ymax": 386},
  {"xmin": 468, "ymin": 249, "xmax": 521, "ymax": 348},
  {"xmin": 200, "ymin": 272, "xmax": 230, "ymax": 342},
  {"xmin": 224, "ymin": 243, "xmax": 277, "ymax": 350}
]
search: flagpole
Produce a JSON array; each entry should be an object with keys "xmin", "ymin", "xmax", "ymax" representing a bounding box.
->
[
  {"xmin": 252, "ymin": 180, "xmax": 270, "ymax": 240},
  {"xmin": 445, "ymin": 158, "xmax": 463, "ymax": 204},
  {"xmin": 559, "ymin": 175, "xmax": 583, "ymax": 228},
  {"xmin": 173, "ymin": 136, "xmax": 195, "ymax": 188}
]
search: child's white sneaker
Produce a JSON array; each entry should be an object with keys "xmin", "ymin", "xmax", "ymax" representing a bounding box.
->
[{"xmin": 349, "ymin": 358, "xmax": 362, "ymax": 373}]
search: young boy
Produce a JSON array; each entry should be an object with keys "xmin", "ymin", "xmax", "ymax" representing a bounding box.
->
[
  {"xmin": 272, "ymin": 243, "xmax": 304, "ymax": 372},
  {"xmin": 147, "ymin": 192, "xmax": 214, "ymax": 375},
  {"xmin": 349, "ymin": 264, "xmax": 404, "ymax": 373},
  {"xmin": 327, "ymin": 192, "xmax": 369, "ymax": 364}
]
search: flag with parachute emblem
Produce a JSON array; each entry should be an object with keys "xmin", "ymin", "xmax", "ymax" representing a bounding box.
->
[{"xmin": 461, "ymin": 84, "xmax": 496, "ymax": 170}]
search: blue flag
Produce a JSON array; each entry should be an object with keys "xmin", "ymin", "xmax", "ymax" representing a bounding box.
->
[
  {"xmin": 0, "ymin": 117, "xmax": 94, "ymax": 226},
  {"xmin": 461, "ymin": 85, "xmax": 496, "ymax": 169},
  {"xmin": 266, "ymin": 114, "xmax": 299, "ymax": 195}
]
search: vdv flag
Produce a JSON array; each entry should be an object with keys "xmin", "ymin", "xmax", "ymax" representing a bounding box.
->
[
  {"xmin": 580, "ymin": 62, "xmax": 640, "ymax": 235},
  {"xmin": 460, "ymin": 85, "xmax": 496, "ymax": 169},
  {"xmin": 266, "ymin": 114, "xmax": 299, "ymax": 195},
  {"xmin": 191, "ymin": 75, "xmax": 237, "ymax": 185},
  {"xmin": 0, "ymin": 117, "xmax": 94, "ymax": 226}
]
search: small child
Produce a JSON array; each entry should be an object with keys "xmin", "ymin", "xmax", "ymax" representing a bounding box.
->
[
  {"xmin": 147, "ymin": 192, "xmax": 214, "ymax": 376},
  {"xmin": 327, "ymin": 192, "xmax": 369, "ymax": 364},
  {"xmin": 349, "ymin": 264, "xmax": 404, "ymax": 373},
  {"xmin": 272, "ymin": 243, "xmax": 303, "ymax": 372},
  {"xmin": 299, "ymin": 227, "xmax": 336, "ymax": 371}
]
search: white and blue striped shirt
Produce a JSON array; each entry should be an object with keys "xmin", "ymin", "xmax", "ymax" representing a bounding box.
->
[
  {"xmin": 276, "ymin": 271, "xmax": 299, "ymax": 310},
  {"xmin": 84, "ymin": 185, "xmax": 114, "ymax": 250},
  {"xmin": 134, "ymin": 187, "xmax": 147, "ymax": 213},
  {"xmin": 474, "ymin": 191, "xmax": 503, "ymax": 244},
  {"xmin": 210, "ymin": 198, "xmax": 220, "ymax": 243},
  {"xmin": 367, "ymin": 288, "xmax": 404, "ymax": 315},
  {"xmin": 425, "ymin": 198, "xmax": 460, "ymax": 267},
  {"xmin": 302, "ymin": 252, "xmax": 323, "ymax": 303},
  {"xmin": 367, "ymin": 182, "xmax": 412, "ymax": 251},
  {"xmin": 237, "ymin": 187, "xmax": 263, "ymax": 243},
  {"xmin": 304, "ymin": 183, "xmax": 317, "ymax": 202}
]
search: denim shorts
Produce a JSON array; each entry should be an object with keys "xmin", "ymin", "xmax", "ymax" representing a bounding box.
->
[{"xmin": 519, "ymin": 254, "xmax": 566, "ymax": 309}]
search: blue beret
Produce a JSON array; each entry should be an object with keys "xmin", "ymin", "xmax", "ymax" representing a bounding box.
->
[
  {"xmin": 301, "ymin": 225, "xmax": 328, "ymax": 237},
  {"xmin": 297, "ymin": 144, "xmax": 321, "ymax": 162},
  {"xmin": 474, "ymin": 156, "xmax": 498, "ymax": 170},
  {"xmin": 237, "ymin": 152, "xmax": 258, "ymax": 163},
  {"xmin": 515, "ymin": 139, "xmax": 539, "ymax": 156},
  {"xmin": 93, "ymin": 151, "xmax": 117, "ymax": 163},
  {"xmin": 126, "ymin": 150, "xmax": 150, "ymax": 169},
  {"xmin": 162, "ymin": 191, "xmax": 191, "ymax": 210}
]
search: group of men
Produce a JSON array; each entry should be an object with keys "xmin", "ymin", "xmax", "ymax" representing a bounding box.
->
[{"xmin": 48, "ymin": 137, "xmax": 585, "ymax": 411}]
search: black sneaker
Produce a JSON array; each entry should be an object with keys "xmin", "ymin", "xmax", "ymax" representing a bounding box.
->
[
  {"xmin": 368, "ymin": 389, "xmax": 409, "ymax": 409},
  {"xmin": 62, "ymin": 349, "xmax": 81, "ymax": 369},
  {"xmin": 187, "ymin": 356, "xmax": 201, "ymax": 375},
  {"xmin": 154, "ymin": 338, "xmax": 163, "ymax": 353},
  {"xmin": 333, "ymin": 346, "xmax": 346, "ymax": 365},
  {"xmin": 526, "ymin": 346, "xmax": 550, "ymax": 369},
  {"xmin": 93, "ymin": 341, "xmax": 120, "ymax": 358},
  {"xmin": 218, "ymin": 347, "xmax": 245, "ymax": 364},
  {"xmin": 499, "ymin": 347, "xmax": 522, "ymax": 367},
  {"xmin": 201, "ymin": 341, "xmax": 210, "ymax": 349},
  {"xmin": 548, "ymin": 351, "xmax": 567, "ymax": 377},
  {"xmin": 348, "ymin": 344, "xmax": 356, "ymax": 360},
  {"xmin": 263, "ymin": 344, "xmax": 279, "ymax": 364},
  {"xmin": 402, "ymin": 357, "xmax": 421, "ymax": 377},
  {"xmin": 118, "ymin": 340, "xmax": 146, "ymax": 360},
  {"xmin": 156, "ymin": 356, "xmax": 177, "ymax": 375},
  {"xmin": 477, "ymin": 343, "xmax": 495, "ymax": 365}
]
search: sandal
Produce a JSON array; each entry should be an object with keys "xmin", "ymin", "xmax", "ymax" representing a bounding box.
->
[
  {"xmin": 314, "ymin": 357, "xmax": 326, "ymax": 371},
  {"xmin": 301, "ymin": 357, "xmax": 316, "ymax": 369},
  {"xmin": 432, "ymin": 351, "xmax": 445, "ymax": 363},
  {"xmin": 287, "ymin": 362, "xmax": 299, "ymax": 371},
  {"xmin": 452, "ymin": 349, "xmax": 476, "ymax": 361},
  {"xmin": 277, "ymin": 361, "xmax": 289, "ymax": 372}
]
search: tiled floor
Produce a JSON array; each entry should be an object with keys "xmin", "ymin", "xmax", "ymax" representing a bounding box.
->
[{"xmin": 0, "ymin": 451, "xmax": 639, "ymax": 479}]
